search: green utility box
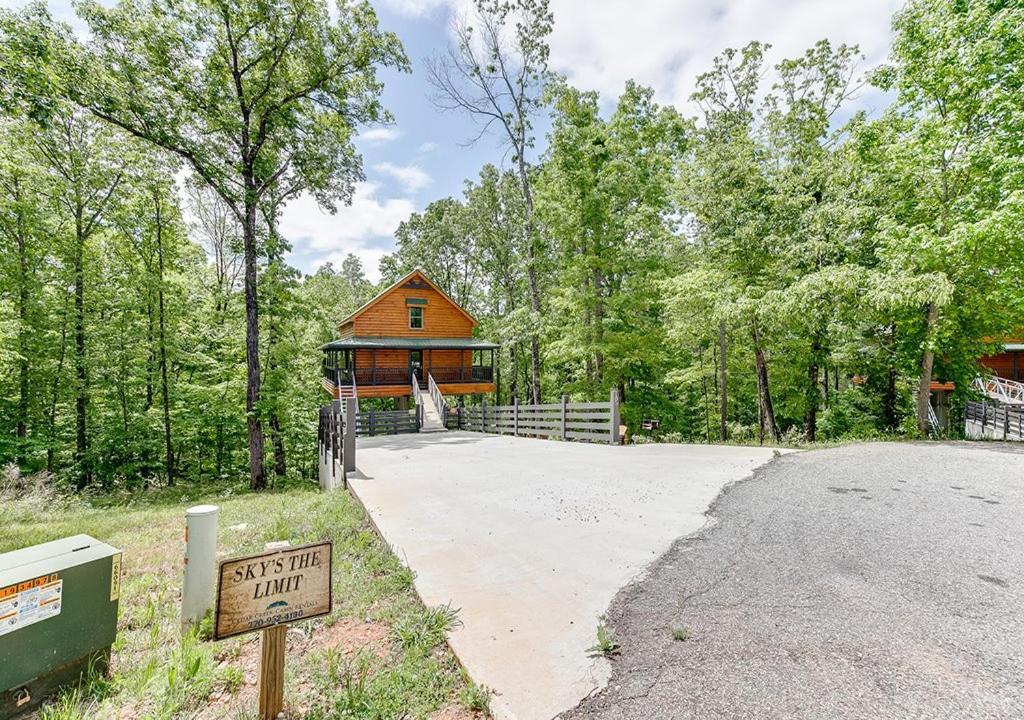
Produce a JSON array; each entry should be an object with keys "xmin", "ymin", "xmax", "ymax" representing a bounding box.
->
[{"xmin": 0, "ymin": 535, "xmax": 121, "ymax": 718}]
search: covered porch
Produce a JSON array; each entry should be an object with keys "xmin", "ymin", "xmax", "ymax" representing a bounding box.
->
[{"xmin": 321, "ymin": 336, "xmax": 498, "ymax": 399}]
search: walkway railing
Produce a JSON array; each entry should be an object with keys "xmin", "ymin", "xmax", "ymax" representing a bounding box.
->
[
  {"xmin": 318, "ymin": 401, "xmax": 356, "ymax": 490},
  {"xmin": 428, "ymin": 372, "xmax": 448, "ymax": 426},
  {"xmin": 972, "ymin": 375, "xmax": 1024, "ymax": 405},
  {"xmin": 455, "ymin": 390, "xmax": 621, "ymax": 445},
  {"xmin": 965, "ymin": 399, "xmax": 1024, "ymax": 441}
]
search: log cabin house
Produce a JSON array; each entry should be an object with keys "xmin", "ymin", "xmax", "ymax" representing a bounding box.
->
[
  {"xmin": 931, "ymin": 337, "xmax": 1024, "ymax": 430},
  {"xmin": 320, "ymin": 269, "xmax": 497, "ymax": 405},
  {"xmin": 979, "ymin": 339, "xmax": 1024, "ymax": 382}
]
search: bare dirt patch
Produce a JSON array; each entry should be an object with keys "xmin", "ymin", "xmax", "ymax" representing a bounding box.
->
[{"xmin": 201, "ymin": 618, "xmax": 393, "ymax": 718}]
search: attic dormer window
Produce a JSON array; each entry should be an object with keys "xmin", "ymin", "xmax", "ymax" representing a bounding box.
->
[{"xmin": 409, "ymin": 306, "xmax": 424, "ymax": 329}]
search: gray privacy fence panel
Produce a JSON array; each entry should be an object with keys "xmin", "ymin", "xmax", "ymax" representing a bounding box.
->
[
  {"xmin": 318, "ymin": 402, "xmax": 355, "ymax": 490},
  {"xmin": 355, "ymin": 409, "xmax": 421, "ymax": 437},
  {"xmin": 965, "ymin": 400, "xmax": 1024, "ymax": 441},
  {"xmin": 455, "ymin": 390, "xmax": 621, "ymax": 445}
]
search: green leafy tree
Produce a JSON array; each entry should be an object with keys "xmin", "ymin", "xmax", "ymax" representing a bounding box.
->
[
  {"xmin": 0, "ymin": 119, "xmax": 51, "ymax": 464},
  {"xmin": 680, "ymin": 43, "xmax": 785, "ymax": 442},
  {"xmin": 761, "ymin": 40, "xmax": 862, "ymax": 441},
  {"xmin": 538, "ymin": 81, "xmax": 686, "ymax": 418},
  {"xmin": 384, "ymin": 198, "xmax": 483, "ymax": 311},
  {"xmin": 33, "ymin": 110, "xmax": 129, "ymax": 486},
  {"xmin": 428, "ymin": 0, "xmax": 553, "ymax": 403},
  {"xmin": 864, "ymin": 0, "xmax": 1024, "ymax": 433},
  {"xmin": 67, "ymin": 0, "xmax": 408, "ymax": 488}
]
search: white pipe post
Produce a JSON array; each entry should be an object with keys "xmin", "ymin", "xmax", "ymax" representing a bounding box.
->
[{"xmin": 182, "ymin": 504, "xmax": 219, "ymax": 633}]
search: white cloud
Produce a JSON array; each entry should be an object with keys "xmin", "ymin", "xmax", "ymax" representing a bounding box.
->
[
  {"xmin": 318, "ymin": 248, "xmax": 391, "ymax": 283},
  {"xmin": 385, "ymin": 0, "xmax": 903, "ymax": 112},
  {"xmin": 376, "ymin": 0, "xmax": 451, "ymax": 16},
  {"xmin": 418, "ymin": 141, "xmax": 440, "ymax": 154},
  {"xmin": 546, "ymin": 0, "xmax": 903, "ymax": 111},
  {"xmin": 280, "ymin": 183, "xmax": 414, "ymax": 282},
  {"xmin": 360, "ymin": 127, "xmax": 403, "ymax": 143},
  {"xmin": 373, "ymin": 162, "xmax": 433, "ymax": 193}
]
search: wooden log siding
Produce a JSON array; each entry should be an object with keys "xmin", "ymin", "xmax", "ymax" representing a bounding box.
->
[
  {"xmin": 459, "ymin": 390, "xmax": 621, "ymax": 445},
  {"xmin": 341, "ymin": 284, "xmax": 475, "ymax": 338},
  {"xmin": 355, "ymin": 409, "xmax": 421, "ymax": 437}
]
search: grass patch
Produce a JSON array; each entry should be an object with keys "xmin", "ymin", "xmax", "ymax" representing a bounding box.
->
[
  {"xmin": 390, "ymin": 603, "xmax": 462, "ymax": 656},
  {"xmin": 2, "ymin": 479, "xmax": 485, "ymax": 719},
  {"xmin": 587, "ymin": 618, "xmax": 620, "ymax": 657},
  {"xmin": 671, "ymin": 626, "xmax": 690, "ymax": 642},
  {"xmin": 458, "ymin": 676, "xmax": 491, "ymax": 713}
]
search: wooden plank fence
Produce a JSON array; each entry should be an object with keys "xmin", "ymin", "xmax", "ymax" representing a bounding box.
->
[
  {"xmin": 965, "ymin": 399, "xmax": 1024, "ymax": 441},
  {"xmin": 452, "ymin": 390, "xmax": 621, "ymax": 445},
  {"xmin": 355, "ymin": 409, "xmax": 421, "ymax": 437}
]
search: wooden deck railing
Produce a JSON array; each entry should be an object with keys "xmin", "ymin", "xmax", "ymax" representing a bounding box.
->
[
  {"xmin": 330, "ymin": 365, "xmax": 494, "ymax": 387},
  {"xmin": 428, "ymin": 366, "xmax": 494, "ymax": 383},
  {"xmin": 455, "ymin": 390, "xmax": 621, "ymax": 445}
]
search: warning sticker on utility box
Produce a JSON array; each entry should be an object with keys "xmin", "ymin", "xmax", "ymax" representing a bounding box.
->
[{"xmin": 0, "ymin": 573, "xmax": 63, "ymax": 637}]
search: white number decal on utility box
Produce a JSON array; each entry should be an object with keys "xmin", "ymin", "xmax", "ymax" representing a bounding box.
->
[{"xmin": 0, "ymin": 574, "xmax": 63, "ymax": 636}]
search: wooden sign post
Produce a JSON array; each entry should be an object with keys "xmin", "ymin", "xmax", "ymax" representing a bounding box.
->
[{"xmin": 213, "ymin": 540, "xmax": 333, "ymax": 720}]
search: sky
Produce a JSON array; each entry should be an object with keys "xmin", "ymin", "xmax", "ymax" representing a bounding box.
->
[{"xmin": 5, "ymin": 0, "xmax": 905, "ymax": 282}]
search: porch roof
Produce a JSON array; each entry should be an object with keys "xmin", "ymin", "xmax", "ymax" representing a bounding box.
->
[{"xmin": 321, "ymin": 336, "xmax": 500, "ymax": 351}]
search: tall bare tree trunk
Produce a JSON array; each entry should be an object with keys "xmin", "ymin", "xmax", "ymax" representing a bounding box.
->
[
  {"xmin": 804, "ymin": 334, "xmax": 822, "ymax": 442},
  {"xmin": 73, "ymin": 212, "xmax": 90, "ymax": 487},
  {"xmin": 593, "ymin": 268, "xmax": 604, "ymax": 384},
  {"xmin": 154, "ymin": 192, "xmax": 174, "ymax": 486},
  {"xmin": 46, "ymin": 296, "xmax": 69, "ymax": 474},
  {"xmin": 884, "ymin": 367, "xmax": 897, "ymax": 431},
  {"xmin": 144, "ymin": 300, "xmax": 154, "ymax": 410},
  {"xmin": 752, "ymin": 323, "xmax": 781, "ymax": 443},
  {"xmin": 718, "ymin": 321, "xmax": 728, "ymax": 442},
  {"xmin": 508, "ymin": 345, "xmax": 518, "ymax": 403},
  {"xmin": 242, "ymin": 197, "xmax": 266, "ymax": 490},
  {"xmin": 916, "ymin": 302, "xmax": 939, "ymax": 435},
  {"xmin": 517, "ymin": 158, "xmax": 543, "ymax": 405},
  {"xmin": 698, "ymin": 344, "xmax": 711, "ymax": 443},
  {"xmin": 804, "ymin": 362, "xmax": 819, "ymax": 442},
  {"xmin": 269, "ymin": 413, "xmax": 286, "ymax": 478},
  {"xmin": 15, "ymin": 192, "xmax": 29, "ymax": 461}
]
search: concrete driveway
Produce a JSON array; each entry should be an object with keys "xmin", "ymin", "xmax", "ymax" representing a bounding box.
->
[
  {"xmin": 349, "ymin": 432, "xmax": 783, "ymax": 720},
  {"xmin": 560, "ymin": 442, "xmax": 1024, "ymax": 720}
]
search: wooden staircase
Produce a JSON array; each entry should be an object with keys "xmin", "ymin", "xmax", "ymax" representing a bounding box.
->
[
  {"xmin": 417, "ymin": 387, "xmax": 447, "ymax": 432},
  {"xmin": 338, "ymin": 377, "xmax": 357, "ymax": 401}
]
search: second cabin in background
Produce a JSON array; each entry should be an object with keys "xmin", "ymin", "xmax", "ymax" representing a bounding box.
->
[{"xmin": 320, "ymin": 269, "xmax": 498, "ymax": 407}]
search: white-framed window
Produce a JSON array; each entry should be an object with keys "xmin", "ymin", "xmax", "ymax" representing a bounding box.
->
[{"xmin": 409, "ymin": 306, "xmax": 424, "ymax": 329}]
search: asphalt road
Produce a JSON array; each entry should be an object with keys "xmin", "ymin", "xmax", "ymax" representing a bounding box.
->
[{"xmin": 560, "ymin": 442, "xmax": 1024, "ymax": 720}]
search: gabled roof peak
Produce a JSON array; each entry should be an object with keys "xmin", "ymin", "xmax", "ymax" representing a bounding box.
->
[{"xmin": 339, "ymin": 268, "xmax": 477, "ymax": 328}]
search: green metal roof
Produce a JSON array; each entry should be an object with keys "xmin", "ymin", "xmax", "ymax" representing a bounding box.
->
[{"xmin": 321, "ymin": 336, "xmax": 499, "ymax": 351}]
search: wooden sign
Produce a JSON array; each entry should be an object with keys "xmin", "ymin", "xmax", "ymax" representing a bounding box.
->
[{"xmin": 213, "ymin": 540, "xmax": 332, "ymax": 641}]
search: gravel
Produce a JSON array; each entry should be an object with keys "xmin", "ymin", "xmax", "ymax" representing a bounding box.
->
[{"xmin": 559, "ymin": 442, "xmax": 1024, "ymax": 720}]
